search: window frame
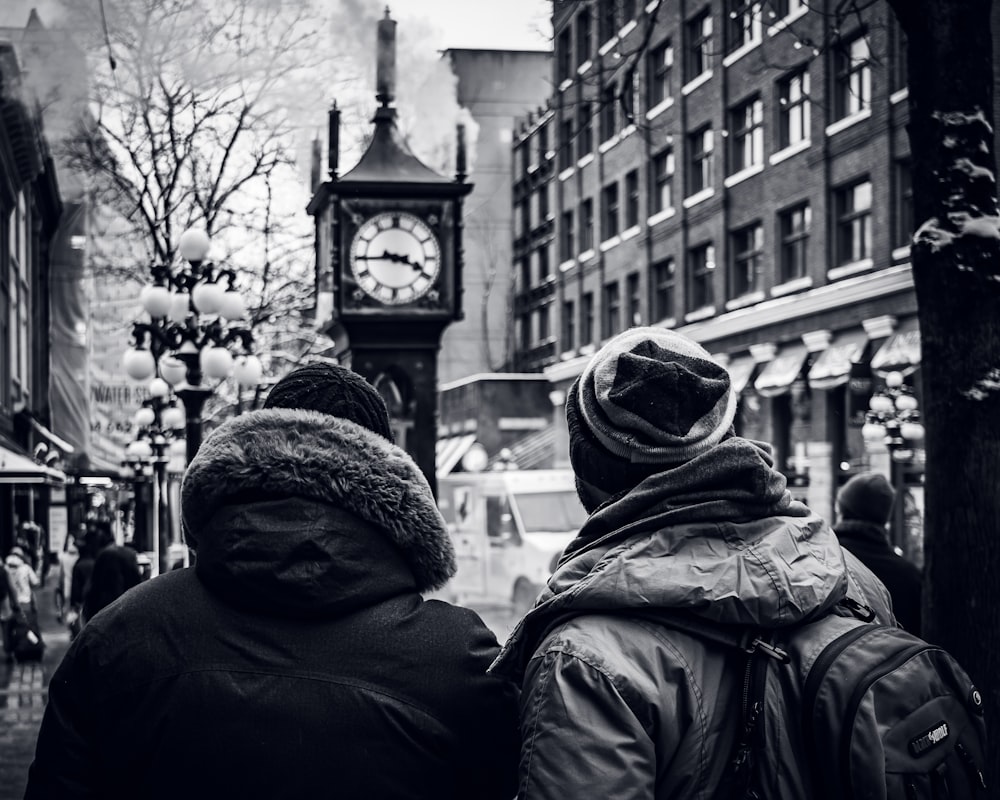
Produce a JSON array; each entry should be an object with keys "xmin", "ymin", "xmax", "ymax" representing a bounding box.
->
[
  {"xmin": 729, "ymin": 95, "xmax": 764, "ymax": 173},
  {"xmin": 833, "ymin": 32, "xmax": 872, "ymax": 120},
  {"xmin": 778, "ymin": 202, "xmax": 811, "ymax": 283},
  {"xmin": 625, "ymin": 169, "xmax": 640, "ymax": 229},
  {"xmin": 648, "ymin": 39, "xmax": 674, "ymax": 109},
  {"xmin": 652, "ymin": 257, "xmax": 676, "ymax": 321},
  {"xmin": 725, "ymin": 0, "xmax": 762, "ymax": 54},
  {"xmin": 777, "ymin": 67, "xmax": 810, "ymax": 150},
  {"xmin": 688, "ymin": 126, "xmax": 714, "ymax": 195},
  {"xmin": 603, "ymin": 280, "xmax": 621, "ymax": 338},
  {"xmin": 601, "ymin": 182, "xmax": 620, "ymax": 239},
  {"xmin": 580, "ymin": 198, "xmax": 595, "ymax": 252},
  {"xmin": 686, "ymin": 8, "xmax": 714, "ymax": 82},
  {"xmin": 652, "ymin": 148, "xmax": 675, "ymax": 213},
  {"xmin": 687, "ymin": 242, "xmax": 716, "ymax": 311},
  {"xmin": 730, "ymin": 222, "xmax": 764, "ymax": 297},
  {"xmin": 835, "ymin": 178, "xmax": 873, "ymax": 265}
]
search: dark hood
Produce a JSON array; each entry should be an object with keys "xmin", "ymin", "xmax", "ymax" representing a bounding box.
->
[{"xmin": 181, "ymin": 408, "xmax": 456, "ymax": 597}]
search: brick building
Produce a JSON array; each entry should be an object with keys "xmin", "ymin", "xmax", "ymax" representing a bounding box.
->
[{"xmin": 510, "ymin": 0, "xmax": 922, "ymax": 538}]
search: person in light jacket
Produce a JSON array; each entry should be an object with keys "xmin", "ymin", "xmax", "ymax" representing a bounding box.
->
[
  {"xmin": 27, "ymin": 363, "xmax": 519, "ymax": 800},
  {"xmin": 491, "ymin": 327, "xmax": 895, "ymax": 799}
]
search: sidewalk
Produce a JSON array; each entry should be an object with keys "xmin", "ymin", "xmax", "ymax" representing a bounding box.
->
[{"xmin": 0, "ymin": 575, "xmax": 73, "ymax": 800}]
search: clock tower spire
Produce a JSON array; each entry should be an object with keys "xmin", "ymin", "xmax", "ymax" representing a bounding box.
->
[{"xmin": 306, "ymin": 10, "xmax": 472, "ymax": 497}]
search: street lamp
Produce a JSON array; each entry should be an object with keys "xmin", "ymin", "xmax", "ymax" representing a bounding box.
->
[
  {"xmin": 861, "ymin": 370, "xmax": 925, "ymax": 550},
  {"xmin": 123, "ymin": 228, "xmax": 263, "ymax": 464}
]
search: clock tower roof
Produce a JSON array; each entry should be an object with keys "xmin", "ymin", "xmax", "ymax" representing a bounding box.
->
[{"xmin": 339, "ymin": 107, "xmax": 453, "ymax": 186}]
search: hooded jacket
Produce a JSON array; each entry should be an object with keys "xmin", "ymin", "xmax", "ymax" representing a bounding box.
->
[
  {"xmin": 4, "ymin": 549, "xmax": 39, "ymax": 607},
  {"xmin": 491, "ymin": 487, "xmax": 895, "ymax": 799},
  {"xmin": 27, "ymin": 409, "xmax": 519, "ymax": 800}
]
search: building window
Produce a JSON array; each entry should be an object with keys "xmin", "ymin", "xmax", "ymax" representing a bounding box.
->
[
  {"xmin": 559, "ymin": 117, "xmax": 574, "ymax": 170},
  {"xmin": 562, "ymin": 299, "xmax": 576, "ymax": 350},
  {"xmin": 835, "ymin": 178, "xmax": 873, "ymax": 265},
  {"xmin": 600, "ymin": 83, "xmax": 617, "ymax": 143},
  {"xmin": 890, "ymin": 22, "xmax": 908, "ymax": 92},
  {"xmin": 778, "ymin": 68, "xmax": 810, "ymax": 149},
  {"xmin": 576, "ymin": 8, "xmax": 592, "ymax": 68},
  {"xmin": 538, "ymin": 244, "xmax": 551, "ymax": 280},
  {"xmin": 560, "ymin": 209, "xmax": 575, "ymax": 260},
  {"xmin": 648, "ymin": 39, "xmax": 674, "ymax": 108},
  {"xmin": 729, "ymin": 96, "xmax": 763, "ymax": 173},
  {"xmin": 624, "ymin": 169, "xmax": 640, "ymax": 229},
  {"xmin": 537, "ymin": 124, "xmax": 549, "ymax": 160},
  {"xmin": 604, "ymin": 281, "xmax": 621, "ymax": 338},
  {"xmin": 601, "ymin": 182, "xmax": 620, "ymax": 239},
  {"xmin": 520, "ymin": 257, "xmax": 532, "ymax": 290},
  {"xmin": 599, "ymin": 0, "xmax": 617, "ymax": 44},
  {"xmin": 725, "ymin": 0, "xmax": 761, "ymax": 54},
  {"xmin": 651, "ymin": 148, "xmax": 674, "ymax": 213},
  {"xmin": 772, "ymin": 0, "xmax": 804, "ymax": 17},
  {"xmin": 778, "ymin": 202, "xmax": 811, "ymax": 283},
  {"xmin": 557, "ymin": 28, "xmax": 572, "ymax": 83},
  {"xmin": 688, "ymin": 126, "xmax": 714, "ymax": 195},
  {"xmin": 626, "ymin": 272, "xmax": 641, "ymax": 326},
  {"xmin": 577, "ymin": 101, "xmax": 593, "ymax": 159},
  {"xmin": 652, "ymin": 258, "xmax": 675, "ymax": 321},
  {"xmin": 834, "ymin": 33, "xmax": 872, "ymax": 120},
  {"xmin": 687, "ymin": 242, "xmax": 716, "ymax": 311},
  {"xmin": 581, "ymin": 291, "xmax": 595, "ymax": 345},
  {"xmin": 538, "ymin": 304, "xmax": 551, "ymax": 342},
  {"xmin": 519, "ymin": 313, "xmax": 531, "ymax": 350},
  {"xmin": 894, "ymin": 160, "xmax": 913, "ymax": 250},
  {"xmin": 580, "ymin": 198, "xmax": 594, "ymax": 252},
  {"xmin": 730, "ymin": 222, "xmax": 764, "ymax": 297},
  {"xmin": 538, "ymin": 184, "xmax": 550, "ymax": 221},
  {"xmin": 686, "ymin": 8, "xmax": 713, "ymax": 82}
]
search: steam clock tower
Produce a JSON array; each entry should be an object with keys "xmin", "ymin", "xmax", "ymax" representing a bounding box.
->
[{"xmin": 307, "ymin": 10, "xmax": 472, "ymax": 497}]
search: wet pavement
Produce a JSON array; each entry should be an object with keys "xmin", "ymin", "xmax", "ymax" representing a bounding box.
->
[{"xmin": 0, "ymin": 577, "xmax": 72, "ymax": 800}]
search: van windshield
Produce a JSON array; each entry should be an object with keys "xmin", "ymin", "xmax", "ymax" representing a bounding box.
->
[{"xmin": 512, "ymin": 491, "xmax": 589, "ymax": 534}]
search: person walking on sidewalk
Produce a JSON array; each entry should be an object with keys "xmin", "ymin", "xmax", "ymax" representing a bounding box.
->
[
  {"xmin": 490, "ymin": 327, "xmax": 895, "ymax": 800},
  {"xmin": 26, "ymin": 363, "xmax": 519, "ymax": 800},
  {"xmin": 0, "ymin": 562, "xmax": 20, "ymax": 663},
  {"xmin": 834, "ymin": 471, "xmax": 923, "ymax": 636}
]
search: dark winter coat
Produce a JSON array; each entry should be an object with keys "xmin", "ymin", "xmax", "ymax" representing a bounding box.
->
[
  {"xmin": 834, "ymin": 517, "xmax": 923, "ymax": 636},
  {"xmin": 81, "ymin": 545, "xmax": 142, "ymax": 624},
  {"xmin": 27, "ymin": 409, "xmax": 520, "ymax": 800}
]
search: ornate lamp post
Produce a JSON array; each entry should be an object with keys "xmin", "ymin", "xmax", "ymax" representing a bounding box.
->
[
  {"xmin": 861, "ymin": 370, "xmax": 926, "ymax": 552},
  {"xmin": 123, "ymin": 228, "xmax": 263, "ymax": 465}
]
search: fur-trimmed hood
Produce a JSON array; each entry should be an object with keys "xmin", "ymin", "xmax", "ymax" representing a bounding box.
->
[{"xmin": 181, "ymin": 408, "xmax": 455, "ymax": 596}]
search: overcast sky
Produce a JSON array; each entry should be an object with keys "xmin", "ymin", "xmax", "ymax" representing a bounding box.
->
[{"xmin": 390, "ymin": 0, "xmax": 552, "ymax": 51}]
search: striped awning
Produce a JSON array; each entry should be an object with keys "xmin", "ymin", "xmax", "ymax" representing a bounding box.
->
[
  {"xmin": 436, "ymin": 434, "xmax": 478, "ymax": 478},
  {"xmin": 754, "ymin": 344, "xmax": 809, "ymax": 398},
  {"xmin": 871, "ymin": 318, "xmax": 921, "ymax": 377},
  {"xmin": 726, "ymin": 356, "xmax": 757, "ymax": 395},
  {"xmin": 808, "ymin": 330, "xmax": 868, "ymax": 390}
]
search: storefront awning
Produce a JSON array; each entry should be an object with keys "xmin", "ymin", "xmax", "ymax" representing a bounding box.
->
[
  {"xmin": 808, "ymin": 330, "xmax": 868, "ymax": 390},
  {"xmin": 871, "ymin": 317, "xmax": 921, "ymax": 377},
  {"xmin": 436, "ymin": 434, "xmax": 477, "ymax": 478},
  {"xmin": 726, "ymin": 356, "xmax": 757, "ymax": 395},
  {"xmin": 754, "ymin": 344, "xmax": 809, "ymax": 398},
  {"xmin": 0, "ymin": 444, "xmax": 66, "ymax": 485}
]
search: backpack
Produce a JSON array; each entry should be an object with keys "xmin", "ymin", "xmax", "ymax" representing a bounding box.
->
[{"xmin": 624, "ymin": 600, "xmax": 988, "ymax": 799}]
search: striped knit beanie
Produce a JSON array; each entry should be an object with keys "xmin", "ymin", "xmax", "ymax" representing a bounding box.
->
[
  {"xmin": 264, "ymin": 362, "xmax": 395, "ymax": 443},
  {"xmin": 566, "ymin": 327, "xmax": 736, "ymax": 501}
]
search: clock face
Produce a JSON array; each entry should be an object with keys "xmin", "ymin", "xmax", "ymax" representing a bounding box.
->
[{"xmin": 349, "ymin": 212, "xmax": 441, "ymax": 306}]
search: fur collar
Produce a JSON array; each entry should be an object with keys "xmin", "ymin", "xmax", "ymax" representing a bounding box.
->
[{"xmin": 181, "ymin": 408, "xmax": 455, "ymax": 592}]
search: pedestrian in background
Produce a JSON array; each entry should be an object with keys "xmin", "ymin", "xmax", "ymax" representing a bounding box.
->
[
  {"xmin": 0, "ymin": 563, "xmax": 20, "ymax": 664},
  {"xmin": 4, "ymin": 546, "xmax": 40, "ymax": 617},
  {"xmin": 54, "ymin": 531, "xmax": 80, "ymax": 624},
  {"xmin": 491, "ymin": 327, "xmax": 895, "ymax": 799},
  {"xmin": 26, "ymin": 362, "xmax": 519, "ymax": 800},
  {"xmin": 81, "ymin": 545, "xmax": 142, "ymax": 625},
  {"xmin": 65, "ymin": 520, "xmax": 113, "ymax": 639},
  {"xmin": 834, "ymin": 471, "xmax": 923, "ymax": 636}
]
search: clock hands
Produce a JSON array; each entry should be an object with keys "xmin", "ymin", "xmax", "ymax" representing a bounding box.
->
[{"xmin": 356, "ymin": 250, "xmax": 426, "ymax": 272}]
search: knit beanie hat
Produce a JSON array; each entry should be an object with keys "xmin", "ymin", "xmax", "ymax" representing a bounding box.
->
[
  {"xmin": 837, "ymin": 472, "xmax": 895, "ymax": 525},
  {"xmin": 565, "ymin": 327, "xmax": 736, "ymax": 500},
  {"xmin": 264, "ymin": 362, "xmax": 395, "ymax": 443}
]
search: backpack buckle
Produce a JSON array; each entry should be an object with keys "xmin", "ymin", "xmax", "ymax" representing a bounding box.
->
[{"xmin": 739, "ymin": 631, "xmax": 790, "ymax": 663}]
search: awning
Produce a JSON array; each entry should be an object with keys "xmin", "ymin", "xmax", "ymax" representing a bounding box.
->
[
  {"xmin": 754, "ymin": 344, "xmax": 809, "ymax": 398},
  {"xmin": 871, "ymin": 317, "xmax": 921, "ymax": 377},
  {"xmin": 436, "ymin": 434, "xmax": 478, "ymax": 478},
  {"xmin": 808, "ymin": 330, "xmax": 868, "ymax": 390},
  {"xmin": 726, "ymin": 356, "xmax": 757, "ymax": 395},
  {"xmin": 0, "ymin": 444, "xmax": 66, "ymax": 485}
]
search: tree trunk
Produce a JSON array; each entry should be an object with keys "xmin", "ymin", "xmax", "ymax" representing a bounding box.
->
[{"xmin": 887, "ymin": 0, "xmax": 1000, "ymax": 776}]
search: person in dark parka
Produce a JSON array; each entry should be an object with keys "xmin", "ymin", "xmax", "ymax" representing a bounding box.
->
[
  {"xmin": 834, "ymin": 471, "xmax": 923, "ymax": 635},
  {"xmin": 26, "ymin": 363, "xmax": 520, "ymax": 800},
  {"xmin": 81, "ymin": 545, "xmax": 142, "ymax": 625}
]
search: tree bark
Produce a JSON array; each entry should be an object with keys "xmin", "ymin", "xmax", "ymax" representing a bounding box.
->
[{"xmin": 887, "ymin": 0, "xmax": 1000, "ymax": 776}]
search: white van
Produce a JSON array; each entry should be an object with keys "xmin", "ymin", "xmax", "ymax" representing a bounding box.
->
[{"xmin": 436, "ymin": 469, "xmax": 588, "ymax": 614}]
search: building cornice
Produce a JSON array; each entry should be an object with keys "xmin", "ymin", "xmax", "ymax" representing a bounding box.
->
[{"xmin": 545, "ymin": 264, "xmax": 915, "ymax": 384}]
